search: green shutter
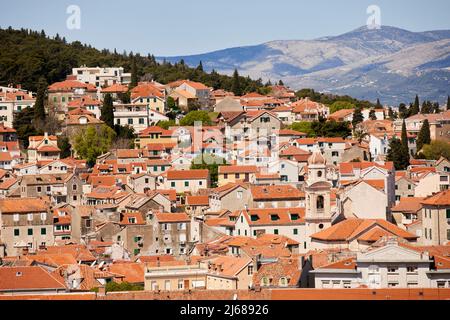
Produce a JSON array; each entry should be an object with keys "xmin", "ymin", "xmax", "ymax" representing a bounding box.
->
[{"xmin": 41, "ymin": 228, "xmax": 46, "ymax": 235}]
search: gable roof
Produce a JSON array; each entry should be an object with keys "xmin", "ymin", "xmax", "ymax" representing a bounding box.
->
[
  {"xmin": 421, "ymin": 189, "xmax": 450, "ymax": 206},
  {"xmin": 0, "ymin": 266, "xmax": 66, "ymax": 291},
  {"xmin": 311, "ymin": 219, "xmax": 418, "ymax": 242}
]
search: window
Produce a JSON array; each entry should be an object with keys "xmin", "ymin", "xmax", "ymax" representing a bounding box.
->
[
  {"xmin": 237, "ymin": 191, "xmax": 243, "ymax": 199},
  {"xmin": 446, "ymin": 209, "xmax": 450, "ymax": 219},
  {"xmin": 139, "ymin": 118, "xmax": 145, "ymax": 125},
  {"xmin": 388, "ymin": 266, "xmax": 398, "ymax": 273},
  {"xmin": 293, "ymin": 229, "xmax": 298, "ymax": 235},
  {"xmin": 437, "ymin": 281, "xmax": 446, "ymax": 288},
  {"xmin": 27, "ymin": 228, "xmax": 33, "ymax": 236},
  {"xmin": 37, "ymin": 186, "xmax": 42, "ymax": 192},
  {"xmin": 41, "ymin": 228, "xmax": 46, "ymax": 235},
  {"xmin": 171, "ymin": 182, "xmax": 175, "ymax": 188},
  {"xmin": 41, "ymin": 212, "xmax": 47, "ymax": 221},
  {"xmin": 184, "ymin": 181, "xmax": 189, "ymax": 187},
  {"xmin": 388, "ymin": 282, "xmax": 399, "ymax": 288},
  {"xmin": 279, "ymin": 277, "xmax": 288, "ymax": 287},
  {"xmin": 261, "ymin": 277, "xmax": 270, "ymax": 287},
  {"xmin": 14, "ymin": 229, "xmax": 20, "ymax": 237},
  {"xmin": 343, "ymin": 281, "xmax": 352, "ymax": 289},
  {"xmin": 317, "ymin": 196, "xmax": 325, "ymax": 210},
  {"xmin": 274, "ymin": 229, "xmax": 279, "ymax": 235},
  {"xmin": 72, "ymin": 184, "xmax": 77, "ymax": 191},
  {"xmin": 27, "ymin": 213, "xmax": 33, "ymax": 221},
  {"xmin": 13, "ymin": 214, "xmax": 19, "ymax": 222},
  {"xmin": 128, "ymin": 118, "xmax": 133, "ymax": 125},
  {"xmin": 248, "ymin": 265, "xmax": 254, "ymax": 275},
  {"xmin": 178, "ymin": 280, "xmax": 184, "ymax": 290},
  {"xmin": 224, "ymin": 173, "xmax": 228, "ymax": 179}
]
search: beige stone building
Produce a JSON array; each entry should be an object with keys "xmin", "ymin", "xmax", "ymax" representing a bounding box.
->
[
  {"xmin": 420, "ymin": 190, "xmax": 450, "ymax": 246},
  {"xmin": 0, "ymin": 198, "xmax": 54, "ymax": 257}
]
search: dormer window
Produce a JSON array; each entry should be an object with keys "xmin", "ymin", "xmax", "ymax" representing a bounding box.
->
[
  {"xmin": 250, "ymin": 215, "xmax": 259, "ymax": 222},
  {"xmin": 290, "ymin": 214, "xmax": 299, "ymax": 221},
  {"xmin": 270, "ymin": 214, "xmax": 280, "ymax": 221}
]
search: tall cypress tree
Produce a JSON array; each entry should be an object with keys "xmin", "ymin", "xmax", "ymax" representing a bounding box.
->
[
  {"xmin": 231, "ymin": 69, "xmax": 242, "ymax": 96},
  {"xmin": 387, "ymin": 137, "xmax": 410, "ymax": 170},
  {"xmin": 34, "ymin": 78, "xmax": 47, "ymax": 121},
  {"xmin": 447, "ymin": 96, "xmax": 450, "ymax": 110},
  {"xmin": 101, "ymin": 93, "xmax": 114, "ymax": 128},
  {"xmin": 352, "ymin": 106, "xmax": 364, "ymax": 128},
  {"xmin": 130, "ymin": 56, "xmax": 138, "ymax": 89},
  {"xmin": 401, "ymin": 119, "xmax": 409, "ymax": 155},
  {"xmin": 410, "ymin": 95, "xmax": 420, "ymax": 115},
  {"xmin": 416, "ymin": 119, "xmax": 431, "ymax": 153}
]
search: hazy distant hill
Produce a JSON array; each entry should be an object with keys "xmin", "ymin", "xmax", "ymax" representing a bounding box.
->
[{"xmin": 161, "ymin": 26, "xmax": 450, "ymax": 105}]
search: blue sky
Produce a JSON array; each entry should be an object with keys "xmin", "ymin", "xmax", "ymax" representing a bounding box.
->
[{"xmin": 1, "ymin": 0, "xmax": 450, "ymax": 56}]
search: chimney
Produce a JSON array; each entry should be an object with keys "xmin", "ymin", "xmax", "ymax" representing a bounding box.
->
[{"xmin": 97, "ymin": 286, "xmax": 106, "ymax": 296}]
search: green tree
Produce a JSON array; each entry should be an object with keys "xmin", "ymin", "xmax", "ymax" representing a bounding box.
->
[
  {"xmin": 101, "ymin": 93, "xmax": 114, "ymax": 128},
  {"xmin": 130, "ymin": 56, "xmax": 138, "ymax": 88},
  {"xmin": 197, "ymin": 61, "xmax": 204, "ymax": 72},
  {"xmin": 104, "ymin": 282, "xmax": 144, "ymax": 293},
  {"xmin": 57, "ymin": 136, "xmax": 72, "ymax": 158},
  {"xmin": 401, "ymin": 120, "xmax": 408, "ymax": 151},
  {"xmin": 352, "ymin": 106, "xmax": 364, "ymax": 128},
  {"xmin": 421, "ymin": 140, "xmax": 450, "ymax": 160},
  {"xmin": 180, "ymin": 111, "xmax": 212, "ymax": 126},
  {"xmin": 387, "ymin": 137, "xmax": 410, "ymax": 170},
  {"xmin": 447, "ymin": 96, "xmax": 450, "ymax": 110},
  {"xmin": 388, "ymin": 107, "xmax": 397, "ymax": 120},
  {"xmin": 369, "ymin": 109, "xmax": 377, "ymax": 120},
  {"xmin": 13, "ymin": 107, "xmax": 43, "ymax": 148},
  {"xmin": 410, "ymin": 95, "xmax": 420, "ymax": 116},
  {"xmin": 157, "ymin": 120, "xmax": 176, "ymax": 130},
  {"xmin": 398, "ymin": 103, "xmax": 409, "ymax": 119},
  {"xmin": 34, "ymin": 78, "xmax": 47, "ymax": 121},
  {"xmin": 231, "ymin": 69, "xmax": 242, "ymax": 96},
  {"xmin": 74, "ymin": 125, "xmax": 116, "ymax": 166},
  {"xmin": 375, "ymin": 98, "xmax": 382, "ymax": 108},
  {"xmin": 191, "ymin": 154, "xmax": 226, "ymax": 188},
  {"xmin": 289, "ymin": 122, "xmax": 314, "ymax": 137},
  {"xmin": 329, "ymin": 101, "xmax": 355, "ymax": 114},
  {"xmin": 416, "ymin": 119, "xmax": 431, "ymax": 154}
]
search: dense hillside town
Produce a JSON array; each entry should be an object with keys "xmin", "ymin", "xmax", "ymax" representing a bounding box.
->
[{"xmin": 0, "ymin": 56, "xmax": 449, "ymax": 300}]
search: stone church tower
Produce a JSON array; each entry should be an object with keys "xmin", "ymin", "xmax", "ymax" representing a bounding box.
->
[{"xmin": 305, "ymin": 151, "xmax": 333, "ymax": 249}]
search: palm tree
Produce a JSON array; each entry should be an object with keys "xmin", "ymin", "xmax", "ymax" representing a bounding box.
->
[{"xmin": 353, "ymin": 127, "xmax": 368, "ymax": 144}]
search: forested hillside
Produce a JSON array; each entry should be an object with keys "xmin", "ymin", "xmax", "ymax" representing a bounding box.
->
[{"xmin": 0, "ymin": 27, "xmax": 265, "ymax": 93}]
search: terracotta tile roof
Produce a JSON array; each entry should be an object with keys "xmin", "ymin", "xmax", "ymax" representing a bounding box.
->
[
  {"xmin": 311, "ymin": 219, "xmax": 418, "ymax": 242},
  {"xmin": 155, "ymin": 212, "xmax": 189, "ymax": 223},
  {"xmin": 39, "ymin": 245, "xmax": 96, "ymax": 262},
  {"xmin": 238, "ymin": 207, "xmax": 305, "ymax": 226},
  {"xmin": 0, "ymin": 266, "xmax": 66, "ymax": 291},
  {"xmin": 0, "ymin": 123, "xmax": 16, "ymax": 133},
  {"xmin": 218, "ymin": 165, "xmax": 258, "ymax": 174},
  {"xmin": 139, "ymin": 126, "xmax": 173, "ymax": 137},
  {"xmin": 166, "ymin": 169, "xmax": 209, "ymax": 180},
  {"xmin": 131, "ymin": 82, "xmax": 165, "ymax": 99},
  {"xmin": 392, "ymin": 197, "xmax": 425, "ymax": 213},
  {"xmin": 137, "ymin": 255, "xmax": 176, "ymax": 263},
  {"xmin": 120, "ymin": 212, "xmax": 146, "ymax": 225},
  {"xmin": 251, "ymin": 185, "xmax": 304, "ymax": 200},
  {"xmin": 339, "ymin": 161, "xmax": 394, "ymax": 174},
  {"xmin": 107, "ymin": 262, "xmax": 145, "ymax": 284},
  {"xmin": 186, "ymin": 195, "xmax": 210, "ymax": 206},
  {"xmin": 204, "ymin": 218, "xmax": 235, "ymax": 227},
  {"xmin": 0, "ymin": 198, "xmax": 48, "ymax": 213},
  {"xmin": 101, "ymin": 83, "xmax": 129, "ymax": 93},
  {"xmin": 37, "ymin": 145, "xmax": 61, "ymax": 152},
  {"xmin": 329, "ymin": 108, "xmax": 354, "ymax": 121},
  {"xmin": 27, "ymin": 253, "xmax": 77, "ymax": 267},
  {"xmin": 317, "ymin": 257, "xmax": 357, "ymax": 270},
  {"xmin": 48, "ymin": 80, "xmax": 96, "ymax": 92},
  {"xmin": 179, "ymin": 80, "xmax": 209, "ymax": 90},
  {"xmin": 280, "ymin": 146, "xmax": 310, "ymax": 157},
  {"xmin": 421, "ymin": 189, "xmax": 450, "ymax": 206},
  {"xmin": 253, "ymin": 257, "xmax": 301, "ymax": 287},
  {"xmin": 206, "ymin": 256, "xmax": 252, "ymax": 278}
]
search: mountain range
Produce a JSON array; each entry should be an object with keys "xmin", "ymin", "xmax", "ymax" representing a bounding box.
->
[{"xmin": 160, "ymin": 26, "xmax": 450, "ymax": 105}]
